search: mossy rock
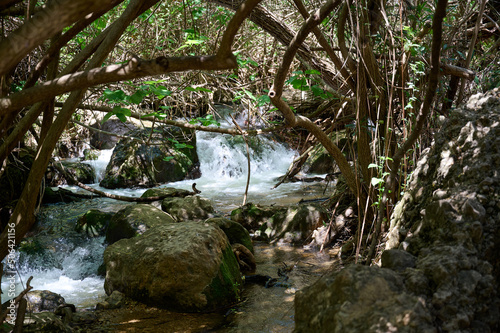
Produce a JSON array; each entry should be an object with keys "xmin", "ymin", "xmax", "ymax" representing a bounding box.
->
[
  {"xmin": 75, "ymin": 209, "xmax": 114, "ymax": 237},
  {"xmin": 259, "ymin": 203, "xmax": 327, "ymax": 244},
  {"xmin": 104, "ymin": 222, "xmax": 242, "ymax": 312},
  {"xmin": 161, "ymin": 195, "xmax": 215, "ymax": 221},
  {"xmin": 45, "ymin": 161, "xmax": 96, "ymax": 186},
  {"xmin": 230, "ymin": 202, "xmax": 282, "ymax": 231},
  {"xmin": 105, "ymin": 204, "xmax": 176, "ymax": 244},
  {"xmin": 205, "ymin": 217, "xmax": 254, "ymax": 253},
  {"xmin": 99, "ymin": 126, "xmax": 198, "ymax": 189}
]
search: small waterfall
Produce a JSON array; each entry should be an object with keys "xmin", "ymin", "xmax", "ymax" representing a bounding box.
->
[
  {"xmin": 3, "ymin": 115, "xmax": 306, "ymax": 308},
  {"xmin": 166, "ymin": 118, "xmax": 302, "ymax": 211},
  {"xmin": 83, "ymin": 149, "xmax": 113, "ymax": 183}
]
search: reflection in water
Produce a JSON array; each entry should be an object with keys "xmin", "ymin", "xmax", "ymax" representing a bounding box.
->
[{"xmin": 220, "ymin": 243, "xmax": 338, "ymax": 332}]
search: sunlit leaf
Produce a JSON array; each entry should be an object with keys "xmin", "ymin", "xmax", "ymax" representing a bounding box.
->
[{"xmin": 371, "ymin": 177, "xmax": 384, "ymax": 186}]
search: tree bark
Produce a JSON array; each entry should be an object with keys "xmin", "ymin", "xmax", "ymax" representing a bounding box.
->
[
  {"xmin": 0, "ymin": 0, "xmax": 123, "ymax": 76},
  {"xmin": 0, "ymin": 0, "xmax": 157, "ymax": 261}
]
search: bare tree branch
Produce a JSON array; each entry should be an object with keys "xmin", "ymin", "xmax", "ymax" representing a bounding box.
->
[
  {"xmin": 269, "ymin": 0, "xmax": 360, "ymax": 200},
  {"xmin": 0, "ymin": 0, "xmax": 122, "ymax": 76},
  {"xmin": 0, "ymin": 0, "xmax": 154, "ymax": 261}
]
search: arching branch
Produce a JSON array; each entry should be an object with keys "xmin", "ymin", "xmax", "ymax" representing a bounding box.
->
[{"xmin": 0, "ymin": 0, "xmax": 123, "ymax": 76}]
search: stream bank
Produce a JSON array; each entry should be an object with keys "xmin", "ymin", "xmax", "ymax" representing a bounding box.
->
[{"xmin": 2, "ymin": 115, "xmax": 343, "ymax": 331}]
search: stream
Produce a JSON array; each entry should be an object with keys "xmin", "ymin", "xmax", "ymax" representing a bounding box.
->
[{"xmin": 2, "ymin": 121, "xmax": 338, "ymax": 331}]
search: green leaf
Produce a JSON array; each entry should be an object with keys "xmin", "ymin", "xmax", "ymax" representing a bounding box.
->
[
  {"xmin": 144, "ymin": 79, "xmax": 168, "ymax": 85},
  {"xmin": 103, "ymin": 89, "xmax": 127, "ymax": 103},
  {"xmin": 368, "ymin": 163, "xmax": 379, "ymax": 169},
  {"xmin": 256, "ymin": 94, "xmax": 270, "ymax": 107},
  {"xmin": 311, "ymin": 85, "xmax": 324, "ymax": 97},
  {"xmin": 185, "ymin": 86, "xmax": 212, "ymax": 93},
  {"xmin": 244, "ymin": 90, "xmax": 256, "ymax": 101},
  {"xmin": 248, "ymin": 59, "xmax": 259, "ymax": 67},
  {"xmin": 102, "ymin": 112, "xmax": 114, "ymax": 123},
  {"xmin": 371, "ymin": 177, "xmax": 384, "ymax": 186},
  {"xmin": 163, "ymin": 156, "xmax": 175, "ymax": 162},
  {"xmin": 174, "ymin": 143, "xmax": 194, "ymax": 149},
  {"xmin": 112, "ymin": 106, "xmax": 131, "ymax": 116},
  {"xmin": 129, "ymin": 89, "xmax": 149, "ymax": 104},
  {"xmin": 152, "ymin": 86, "xmax": 171, "ymax": 99},
  {"xmin": 115, "ymin": 113, "xmax": 127, "ymax": 122}
]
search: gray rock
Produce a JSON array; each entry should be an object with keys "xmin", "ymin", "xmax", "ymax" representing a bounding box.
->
[
  {"xmin": 141, "ymin": 187, "xmax": 194, "ymax": 209},
  {"xmin": 46, "ymin": 160, "xmax": 95, "ymax": 186},
  {"xmin": 294, "ymin": 265, "xmax": 434, "ymax": 333},
  {"xmin": 230, "ymin": 202, "xmax": 281, "ymax": 231},
  {"xmin": 105, "ymin": 204, "xmax": 176, "ymax": 244},
  {"xmin": 24, "ymin": 290, "xmax": 66, "ymax": 313},
  {"xmin": 100, "ymin": 126, "xmax": 198, "ymax": 189},
  {"xmin": 103, "ymin": 221, "xmax": 242, "ymax": 312},
  {"xmin": 96, "ymin": 290, "xmax": 125, "ymax": 310},
  {"xmin": 230, "ymin": 203, "xmax": 328, "ymax": 244},
  {"xmin": 161, "ymin": 195, "xmax": 215, "ymax": 221},
  {"xmin": 260, "ymin": 203, "xmax": 328, "ymax": 244},
  {"xmin": 90, "ymin": 119, "xmax": 135, "ymax": 150},
  {"xmin": 381, "ymin": 249, "xmax": 417, "ymax": 272}
]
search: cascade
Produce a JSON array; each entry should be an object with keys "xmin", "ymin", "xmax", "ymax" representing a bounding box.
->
[
  {"xmin": 2, "ymin": 120, "xmax": 318, "ymax": 309},
  {"xmin": 82, "ymin": 149, "xmax": 114, "ymax": 183}
]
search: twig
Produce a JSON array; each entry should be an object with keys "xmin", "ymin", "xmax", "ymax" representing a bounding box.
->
[
  {"xmin": 457, "ymin": 0, "xmax": 487, "ymax": 104},
  {"xmin": 231, "ymin": 115, "xmax": 251, "ymax": 206},
  {"xmin": 0, "ymin": 276, "xmax": 33, "ymax": 325}
]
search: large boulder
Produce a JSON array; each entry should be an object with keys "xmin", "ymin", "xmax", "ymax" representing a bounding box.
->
[
  {"xmin": 45, "ymin": 160, "xmax": 95, "ymax": 186},
  {"xmin": 161, "ymin": 195, "xmax": 215, "ymax": 221},
  {"xmin": 294, "ymin": 265, "xmax": 434, "ymax": 333},
  {"xmin": 105, "ymin": 204, "xmax": 176, "ymax": 244},
  {"xmin": 295, "ymin": 89, "xmax": 500, "ymax": 332},
  {"xmin": 103, "ymin": 222, "xmax": 242, "ymax": 312},
  {"xmin": 260, "ymin": 203, "xmax": 327, "ymax": 244},
  {"xmin": 99, "ymin": 126, "xmax": 199, "ymax": 189}
]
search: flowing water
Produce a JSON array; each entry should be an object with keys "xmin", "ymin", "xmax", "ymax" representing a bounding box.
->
[{"xmin": 2, "ymin": 118, "xmax": 337, "ymax": 331}]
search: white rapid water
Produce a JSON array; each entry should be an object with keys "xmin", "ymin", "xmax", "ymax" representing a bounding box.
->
[
  {"xmin": 165, "ymin": 129, "xmax": 304, "ymax": 211},
  {"xmin": 83, "ymin": 149, "xmax": 114, "ymax": 183},
  {"xmin": 3, "ymin": 122, "xmax": 328, "ymax": 309}
]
